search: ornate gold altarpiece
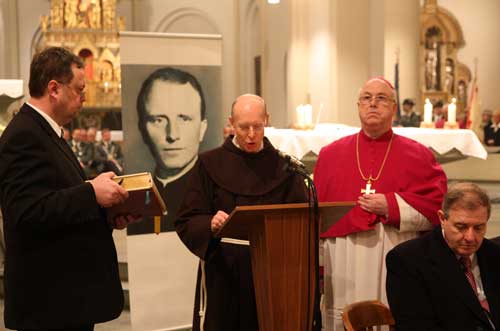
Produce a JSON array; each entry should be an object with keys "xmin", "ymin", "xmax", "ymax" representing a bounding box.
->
[
  {"xmin": 35, "ymin": 0, "xmax": 125, "ymax": 129},
  {"xmin": 420, "ymin": 0, "xmax": 471, "ymax": 118}
]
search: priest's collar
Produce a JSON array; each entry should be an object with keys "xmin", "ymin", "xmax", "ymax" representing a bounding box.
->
[
  {"xmin": 231, "ymin": 135, "xmax": 264, "ymax": 153},
  {"xmin": 359, "ymin": 129, "xmax": 393, "ymax": 142},
  {"xmin": 155, "ymin": 156, "xmax": 198, "ymax": 187}
]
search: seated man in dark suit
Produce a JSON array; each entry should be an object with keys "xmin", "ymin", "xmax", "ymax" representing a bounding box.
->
[
  {"xmin": 95, "ymin": 128, "xmax": 124, "ymax": 175},
  {"xmin": 399, "ymin": 98, "xmax": 421, "ymax": 127},
  {"xmin": 484, "ymin": 110, "xmax": 500, "ymax": 146},
  {"xmin": 386, "ymin": 182, "xmax": 500, "ymax": 331}
]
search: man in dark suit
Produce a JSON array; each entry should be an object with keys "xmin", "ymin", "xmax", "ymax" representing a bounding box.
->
[
  {"xmin": 484, "ymin": 110, "xmax": 500, "ymax": 146},
  {"xmin": 69, "ymin": 127, "xmax": 86, "ymax": 166},
  {"xmin": 94, "ymin": 127, "xmax": 124, "ymax": 175},
  {"xmin": 0, "ymin": 47, "xmax": 136, "ymax": 331},
  {"xmin": 386, "ymin": 182, "xmax": 500, "ymax": 331},
  {"xmin": 398, "ymin": 98, "xmax": 421, "ymax": 127}
]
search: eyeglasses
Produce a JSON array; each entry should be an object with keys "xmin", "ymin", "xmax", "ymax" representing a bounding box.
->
[
  {"xmin": 358, "ymin": 94, "xmax": 394, "ymax": 106},
  {"xmin": 58, "ymin": 81, "xmax": 86, "ymax": 99}
]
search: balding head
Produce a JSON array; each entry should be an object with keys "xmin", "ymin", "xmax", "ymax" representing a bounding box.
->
[
  {"xmin": 231, "ymin": 94, "xmax": 267, "ymax": 119},
  {"xmin": 359, "ymin": 77, "xmax": 396, "ymax": 100},
  {"xmin": 357, "ymin": 77, "xmax": 397, "ymax": 138},
  {"xmin": 229, "ymin": 94, "xmax": 269, "ymax": 153}
]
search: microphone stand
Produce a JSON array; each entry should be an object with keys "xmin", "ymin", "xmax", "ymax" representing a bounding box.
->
[{"xmin": 283, "ymin": 162, "xmax": 322, "ymax": 331}]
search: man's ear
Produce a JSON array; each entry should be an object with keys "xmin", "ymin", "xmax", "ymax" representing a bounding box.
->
[
  {"xmin": 47, "ymin": 80, "xmax": 59, "ymax": 99},
  {"xmin": 438, "ymin": 210, "xmax": 446, "ymax": 226},
  {"xmin": 391, "ymin": 102, "xmax": 398, "ymax": 116},
  {"xmin": 199, "ymin": 119, "xmax": 208, "ymax": 142}
]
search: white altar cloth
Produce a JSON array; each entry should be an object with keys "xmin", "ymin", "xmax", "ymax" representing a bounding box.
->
[
  {"xmin": 265, "ymin": 124, "xmax": 487, "ymax": 160},
  {"xmin": 0, "ymin": 79, "xmax": 23, "ymax": 99}
]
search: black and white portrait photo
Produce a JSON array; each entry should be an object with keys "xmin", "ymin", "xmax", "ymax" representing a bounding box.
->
[{"xmin": 121, "ymin": 65, "xmax": 222, "ymax": 234}]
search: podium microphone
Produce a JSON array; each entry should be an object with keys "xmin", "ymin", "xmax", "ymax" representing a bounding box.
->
[{"xmin": 277, "ymin": 150, "xmax": 307, "ymax": 171}]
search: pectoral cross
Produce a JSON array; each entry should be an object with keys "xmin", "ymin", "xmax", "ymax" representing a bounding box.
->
[{"xmin": 361, "ymin": 180, "xmax": 376, "ymax": 195}]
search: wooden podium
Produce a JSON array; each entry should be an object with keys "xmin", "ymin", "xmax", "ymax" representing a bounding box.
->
[{"xmin": 217, "ymin": 201, "xmax": 354, "ymax": 331}]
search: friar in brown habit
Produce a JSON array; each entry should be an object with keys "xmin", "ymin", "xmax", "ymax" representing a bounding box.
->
[{"xmin": 176, "ymin": 94, "xmax": 308, "ymax": 331}]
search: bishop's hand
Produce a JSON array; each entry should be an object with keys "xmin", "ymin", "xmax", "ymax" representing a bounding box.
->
[
  {"xmin": 211, "ymin": 210, "xmax": 229, "ymax": 234},
  {"xmin": 358, "ymin": 193, "xmax": 389, "ymax": 217}
]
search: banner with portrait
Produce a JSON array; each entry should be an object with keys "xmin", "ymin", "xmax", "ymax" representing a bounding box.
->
[{"xmin": 120, "ymin": 32, "xmax": 222, "ymax": 331}]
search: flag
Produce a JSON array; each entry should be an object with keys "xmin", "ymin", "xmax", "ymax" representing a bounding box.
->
[
  {"xmin": 466, "ymin": 78, "xmax": 482, "ymax": 139},
  {"xmin": 394, "ymin": 61, "xmax": 401, "ymax": 119}
]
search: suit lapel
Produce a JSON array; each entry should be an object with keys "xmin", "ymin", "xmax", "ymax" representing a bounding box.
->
[
  {"xmin": 428, "ymin": 229, "xmax": 491, "ymax": 326},
  {"xmin": 478, "ymin": 242, "xmax": 500, "ymax": 329},
  {"xmin": 53, "ymin": 133, "xmax": 86, "ymax": 179},
  {"xmin": 23, "ymin": 105, "xmax": 86, "ymax": 180}
]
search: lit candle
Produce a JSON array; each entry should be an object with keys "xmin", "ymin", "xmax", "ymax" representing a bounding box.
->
[
  {"xmin": 296, "ymin": 104, "xmax": 304, "ymax": 126},
  {"xmin": 448, "ymin": 98, "xmax": 457, "ymax": 124},
  {"xmin": 104, "ymin": 81, "xmax": 109, "ymax": 93},
  {"xmin": 424, "ymin": 98, "xmax": 433, "ymax": 123},
  {"xmin": 304, "ymin": 104, "xmax": 313, "ymax": 126}
]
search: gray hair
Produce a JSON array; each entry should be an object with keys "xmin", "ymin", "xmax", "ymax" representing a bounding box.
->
[{"xmin": 442, "ymin": 182, "xmax": 491, "ymax": 220}]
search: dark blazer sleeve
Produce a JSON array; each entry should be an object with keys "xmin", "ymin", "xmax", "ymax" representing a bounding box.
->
[
  {"xmin": 0, "ymin": 127, "xmax": 102, "ymax": 230},
  {"xmin": 386, "ymin": 249, "xmax": 445, "ymax": 331}
]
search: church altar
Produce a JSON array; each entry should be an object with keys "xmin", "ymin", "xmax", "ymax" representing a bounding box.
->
[
  {"xmin": 265, "ymin": 124, "xmax": 487, "ymax": 160},
  {"xmin": 0, "ymin": 79, "xmax": 23, "ymax": 134}
]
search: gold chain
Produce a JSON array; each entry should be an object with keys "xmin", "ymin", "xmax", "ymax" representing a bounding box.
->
[{"xmin": 356, "ymin": 132, "xmax": 394, "ymax": 182}]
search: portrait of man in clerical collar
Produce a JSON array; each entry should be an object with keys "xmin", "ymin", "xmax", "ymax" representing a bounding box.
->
[
  {"xmin": 121, "ymin": 65, "xmax": 222, "ymax": 234},
  {"xmin": 137, "ymin": 67, "xmax": 208, "ymax": 185}
]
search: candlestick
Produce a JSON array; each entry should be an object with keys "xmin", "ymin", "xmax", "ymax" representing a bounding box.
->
[
  {"xmin": 296, "ymin": 104, "xmax": 304, "ymax": 127},
  {"xmin": 304, "ymin": 104, "xmax": 313, "ymax": 126},
  {"xmin": 448, "ymin": 98, "xmax": 457, "ymax": 124},
  {"xmin": 424, "ymin": 98, "xmax": 433, "ymax": 123}
]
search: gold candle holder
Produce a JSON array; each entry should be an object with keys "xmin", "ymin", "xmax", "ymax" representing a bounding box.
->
[
  {"xmin": 444, "ymin": 122, "xmax": 459, "ymax": 130},
  {"xmin": 420, "ymin": 121, "xmax": 435, "ymax": 128},
  {"xmin": 291, "ymin": 123, "xmax": 315, "ymax": 130}
]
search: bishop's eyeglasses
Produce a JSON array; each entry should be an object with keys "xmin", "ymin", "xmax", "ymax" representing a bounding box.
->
[{"xmin": 358, "ymin": 94, "xmax": 394, "ymax": 106}]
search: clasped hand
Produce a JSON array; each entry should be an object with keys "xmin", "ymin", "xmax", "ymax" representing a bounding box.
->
[{"xmin": 358, "ymin": 193, "xmax": 389, "ymax": 216}]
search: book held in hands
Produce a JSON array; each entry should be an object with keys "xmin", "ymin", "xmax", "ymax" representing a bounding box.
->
[{"xmin": 107, "ymin": 172, "xmax": 166, "ymax": 219}]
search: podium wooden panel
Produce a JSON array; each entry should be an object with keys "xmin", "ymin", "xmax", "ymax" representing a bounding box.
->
[{"xmin": 217, "ymin": 202, "xmax": 354, "ymax": 331}]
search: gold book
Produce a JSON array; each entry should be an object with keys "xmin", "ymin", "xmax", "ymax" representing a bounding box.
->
[{"xmin": 107, "ymin": 172, "xmax": 167, "ymax": 218}]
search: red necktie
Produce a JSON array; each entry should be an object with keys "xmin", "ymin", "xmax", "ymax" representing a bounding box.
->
[{"xmin": 460, "ymin": 256, "xmax": 490, "ymax": 312}]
